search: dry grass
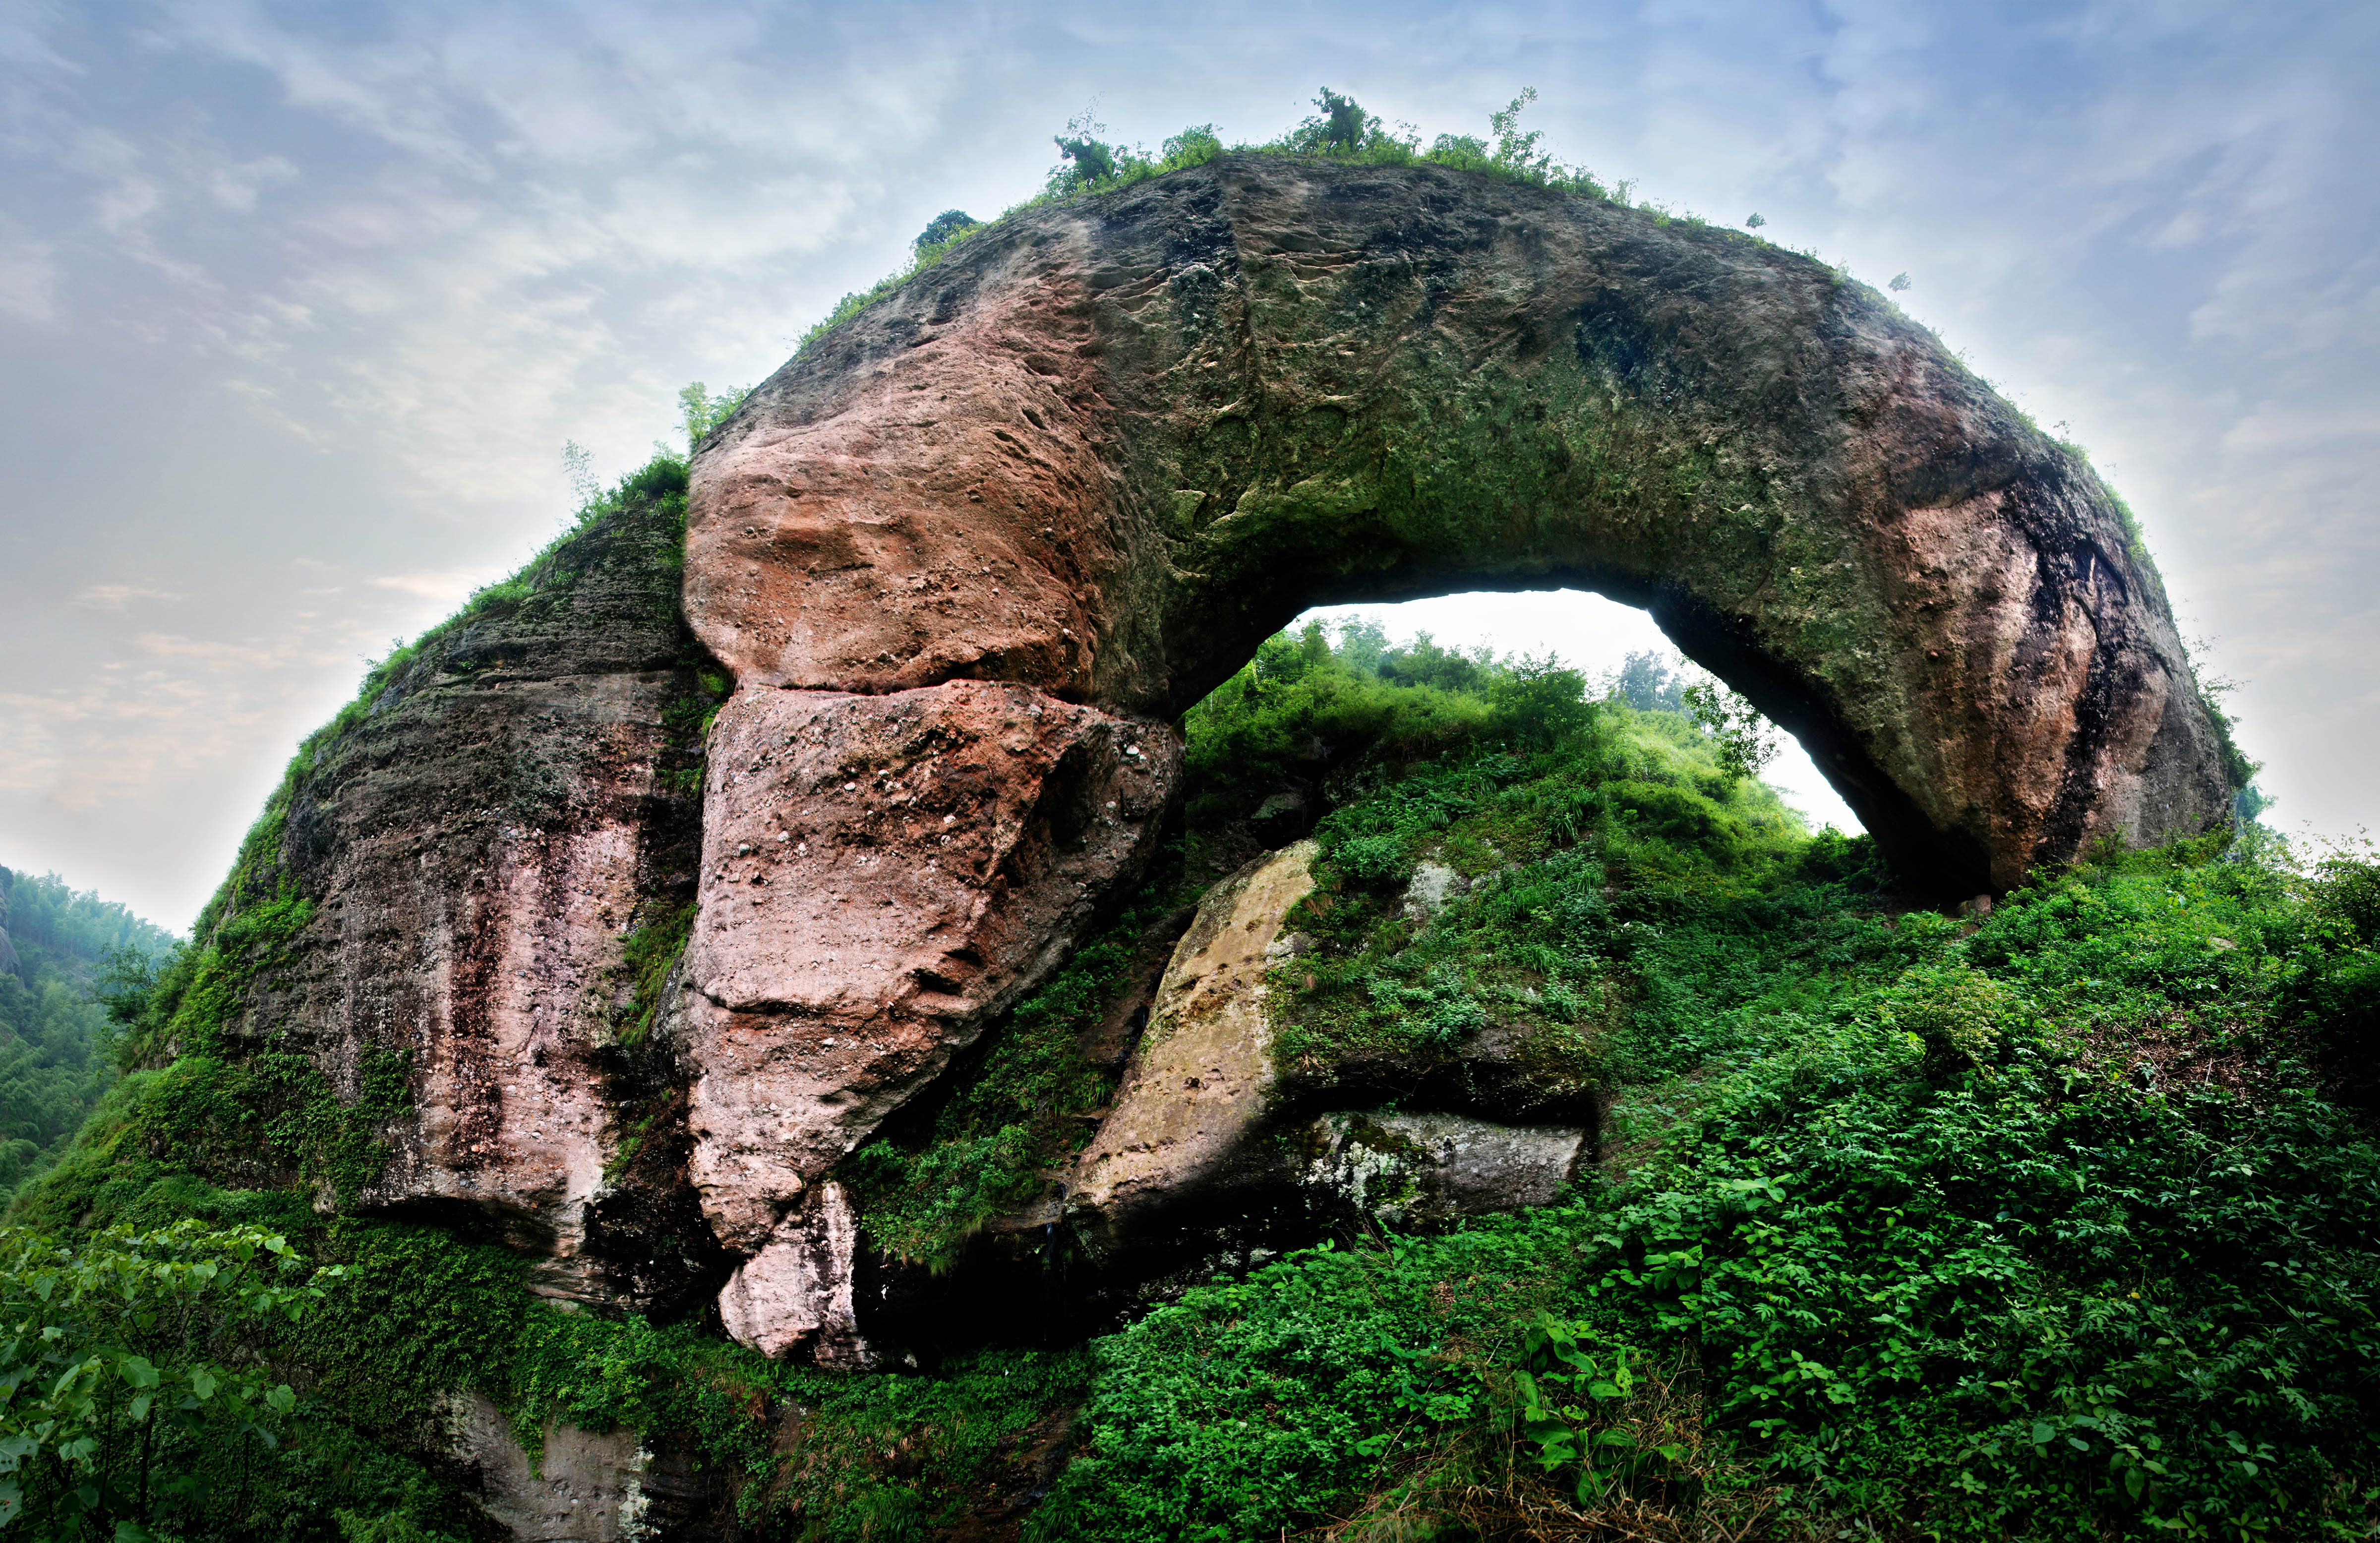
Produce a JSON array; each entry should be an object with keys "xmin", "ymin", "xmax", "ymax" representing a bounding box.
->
[{"xmin": 2062, "ymin": 1005, "xmax": 2288, "ymax": 1108}]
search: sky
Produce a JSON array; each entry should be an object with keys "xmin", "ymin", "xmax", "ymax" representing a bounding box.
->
[{"xmin": 1, "ymin": 0, "xmax": 2374, "ymax": 932}]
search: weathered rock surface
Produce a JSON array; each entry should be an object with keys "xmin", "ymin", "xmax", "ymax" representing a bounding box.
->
[
  {"xmin": 440, "ymin": 1391, "xmax": 655, "ymax": 1542},
  {"xmin": 1297, "ymin": 1110, "xmax": 1586, "ymax": 1225},
  {"xmin": 1071, "ymin": 840, "xmax": 1590, "ymax": 1265},
  {"xmin": 1070, "ymin": 842, "xmax": 1315, "ymax": 1258},
  {"xmin": 717, "ymin": 1181, "xmax": 870, "ymax": 1365},
  {"xmin": 208, "ymin": 491, "xmax": 720, "ymax": 1310},
  {"xmin": 683, "ymin": 679, "xmax": 1178, "ymax": 1252},
  {"xmin": 690, "ymin": 154, "xmax": 2237, "ymax": 893}
]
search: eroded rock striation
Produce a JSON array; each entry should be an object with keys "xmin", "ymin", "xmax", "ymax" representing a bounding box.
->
[
  {"xmin": 200, "ymin": 487, "xmax": 723, "ymax": 1313},
  {"xmin": 690, "ymin": 153, "xmax": 2238, "ymax": 895},
  {"xmin": 682, "ymin": 680, "xmax": 1178, "ymax": 1252}
]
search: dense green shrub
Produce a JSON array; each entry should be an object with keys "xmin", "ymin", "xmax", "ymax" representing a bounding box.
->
[
  {"xmin": 1033, "ymin": 841, "xmax": 2380, "ymax": 1541},
  {"xmin": 0, "ymin": 1221, "xmax": 329, "ymax": 1539}
]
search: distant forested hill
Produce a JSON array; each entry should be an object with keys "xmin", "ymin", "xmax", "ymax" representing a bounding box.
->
[{"xmin": 0, "ymin": 867, "xmax": 179, "ymax": 1197}]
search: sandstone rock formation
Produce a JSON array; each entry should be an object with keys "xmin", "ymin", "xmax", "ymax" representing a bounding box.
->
[
  {"xmin": 200, "ymin": 155, "xmax": 2242, "ymax": 1428},
  {"xmin": 1070, "ymin": 842, "xmax": 1316, "ymax": 1258},
  {"xmin": 439, "ymin": 1393, "xmax": 652, "ymax": 1543},
  {"xmin": 682, "ymin": 680, "xmax": 1177, "ymax": 1253},
  {"xmin": 717, "ymin": 1181, "xmax": 869, "ymax": 1365},
  {"xmin": 690, "ymin": 154, "xmax": 2238, "ymax": 896},
  {"xmin": 203, "ymin": 489, "xmax": 723, "ymax": 1312},
  {"xmin": 1070, "ymin": 840, "xmax": 1591, "ymax": 1267}
]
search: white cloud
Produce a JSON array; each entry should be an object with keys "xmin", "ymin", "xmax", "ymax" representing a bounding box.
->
[
  {"xmin": 73, "ymin": 584, "xmax": 182, "ymax": 611},
  {"xmin": 0, "ymin": 233, "xmax": 62, "ymax": 325},
  {"xmin": 367, "ymin": 568, "xmax": 480, "ymax": 601},
  {"xmin": 202, "ymin": 153, "xmax": 298, "ymax": 214}
]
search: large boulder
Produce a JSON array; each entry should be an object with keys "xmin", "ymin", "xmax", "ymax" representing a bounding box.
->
[
  {"xmin": 681, "ymin": 680, "xmax": 1178, "ymax": 1257},
  {"xmin": 689, "ymin": 154, "xmax": 2237, "ymax": 895},
  {"xmin": 1069, "ymin": 840, "xmax": 1591, "ymax": 1271},
  {"xmin": 1068, "ymin": 841, "xmax": 1321, "ymax": 1257}
]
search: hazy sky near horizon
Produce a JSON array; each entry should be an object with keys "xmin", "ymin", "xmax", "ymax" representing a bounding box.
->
[{"xmin": 2, "ymin": 0, "xmax": 2374, "ymax": 932}]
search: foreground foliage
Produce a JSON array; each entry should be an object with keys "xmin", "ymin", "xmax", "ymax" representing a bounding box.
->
[
  {"xmin": 0, "ymin": 1222, "xmax": 327, "ymax": 1540},
  {"xmin": 1031, "ymin": 837, "xmax": 2380, "ymax": 1541}
]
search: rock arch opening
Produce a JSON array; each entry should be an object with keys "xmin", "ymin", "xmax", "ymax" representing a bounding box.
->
[
  {"xmin": 673, "ymin": 154, "xmax": 2238, "ymax": 1356},
  {"xmin": 1273, "ymin": 588, "xmax": 1866, "ymax": 836},
  {"xmin": 689, "ymin": 153, "xmax": 2229, "ymax": 900}
]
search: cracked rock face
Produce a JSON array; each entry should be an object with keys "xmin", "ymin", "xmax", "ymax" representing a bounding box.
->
[
  {"xmin": 718, "ymin": 1182, "xmax": 870, "ymax": 1365},
  {"xmin": 684, "ymin": 679, "xmax": 1179, "ymax": 1252},
  {"xmin": 1069, "ymin": 839, "xmax": 1592, "ymax": 1265},
  {"xmin": 690, "ymin": 154, "xmax": 2235, "ymax": 893},
  {"xmin": 208, "ymin": 493, "xmax": 713, "ymax": 1308}
]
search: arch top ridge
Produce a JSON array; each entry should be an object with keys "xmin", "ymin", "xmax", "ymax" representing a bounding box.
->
[{"xmin": 686, "ymin": 153, "xmax": 2234, "ymax": 892}]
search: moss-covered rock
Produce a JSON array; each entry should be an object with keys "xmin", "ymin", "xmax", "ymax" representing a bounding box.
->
[{"xmin": 692, "ymin": 153, "xmax": 2235, "ymax": 896}]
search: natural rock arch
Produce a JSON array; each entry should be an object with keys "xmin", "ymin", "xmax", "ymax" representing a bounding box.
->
[
  {"xmin": 673, "ymin": 156, "xmax": 2238, "ymax": 1353},
  {"xmin": 689, "ymin": 154, "xmax": 2232, "ymax": 898}
]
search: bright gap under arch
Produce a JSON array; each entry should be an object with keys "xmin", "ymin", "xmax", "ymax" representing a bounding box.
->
[{"xmin": 1290, "ymin": 588, "xmax": 1866, "ymax": 837}]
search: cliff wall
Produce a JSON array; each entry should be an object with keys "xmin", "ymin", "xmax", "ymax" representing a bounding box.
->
[{"xmin": 175, "ymin": 473, "xmax": 727, "ymax": 1315}]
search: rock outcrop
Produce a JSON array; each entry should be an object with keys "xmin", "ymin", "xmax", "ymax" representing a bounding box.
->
[
  {"xmin": 689, "ymin": 153, "xmax": 2238, "ymax": 896},
  {"xmin": 682, "ymin": 680, "xmax": 1178, "ymax": 1255},
  {"xmin": 204, "ymin": 486, "xmax": 723, "ymax": 1313},
  {"xmin": 439, "ymin": 1393, "xmax": 652, "ymax": 1543},
  {"xmin": 717, "ymin": 1181, "xmax": 869, "ymax": 1364},
  {"xmin": 1070, "ymin": 840, "xmax": 1591, "ymax": 1270},
  {"xmin": 130, "ymin": 152, "xmax": 2268, "ymax": 1543},
  {"xmin": 1070, "ymin": 842, "xmax": 1316, "ymax": 1258},
  {"xmin": 1296, "ymin": 1111, "xmax": 1586, "ymax": 1226}
]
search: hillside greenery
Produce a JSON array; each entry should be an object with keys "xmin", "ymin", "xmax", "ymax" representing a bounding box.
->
[
  {"xmin": 1031, "ymin": 829, "xmax": 2380, "ymax": 1542},
  {"xmin": 0, "ymin": 869, "xmax": 177, "ymax": 1203},
  {"xmin": 0, "ymin": 413, "xmax": 2359, "ymax": 1535}
]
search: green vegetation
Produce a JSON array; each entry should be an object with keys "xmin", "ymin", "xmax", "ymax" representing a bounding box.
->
[
  {"xmin": 0, "ymin": 1152, "xmax": 1092, "ymax": 1540},
  {"xmin": 678, "ymin": 380, "xmax": 752, "ymax": 449},
  {"xmin": 1020, "ymin": 780, "xmax": 2380, "ymax": 1538},
  {"xmin": 616, "ymin": 901, "xmax": 697, "ymax": 1047},
  {"xmin": 834, "ymin": 621, "xmax": 1807, "ymax": 1272},
  {"xmin": 0, "ymin": 1221, "xmax": 328, "ymax": 1538},
  {"xmin": 796, "ymin": 87, "xmax": 1635, "ymax": 358},
  {"xmin": 0, "ymin": 870, "xmax": 177, "ymax": 1203}
]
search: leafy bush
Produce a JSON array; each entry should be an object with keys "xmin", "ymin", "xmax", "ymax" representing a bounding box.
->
[
  {"xmin": 1036, "ymin": 844, "xmax": 2380, "ymax": 1541},
  {"xmin": 0, "ymin": 1222, "xmax": 329, "ymax": 1539},
  {"xmin": 1878, "ymin": 960, "xmax": 2021, "ymax": 1068}
]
